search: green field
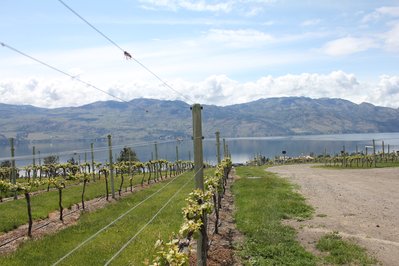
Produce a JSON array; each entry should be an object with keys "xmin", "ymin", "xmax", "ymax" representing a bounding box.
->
[
  {"xmin": 0, "ymin": 172, "xmax": 170, "ymax": 234},
  {"xmin": 1, "ymin": 171, "xmax": 196, "ymax": 265}
]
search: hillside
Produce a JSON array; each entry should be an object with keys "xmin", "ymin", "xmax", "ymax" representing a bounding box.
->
[{"xmin": 1, "ymin": 97, "xmax": 399, "ymax": 143}]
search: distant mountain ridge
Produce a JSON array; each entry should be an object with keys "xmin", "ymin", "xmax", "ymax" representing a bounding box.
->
[{"xmin": 1, "ymin": 97, "xmax": 399, "ymax": 143}]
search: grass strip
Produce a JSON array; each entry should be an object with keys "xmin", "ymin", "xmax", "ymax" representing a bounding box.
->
[
  {"xmin": 233, "ymin": 166, "xmax": 317, "ymax": 265},
  {"xmin": 0, "ymin": 172, "xmax": 166, "ymax": 233},
  {"xmin": 316, "ymin": 232, "xmax": 377, "ymax": 265},
  {"xmin": 0, "ymin": 170, "xmax": 198, "ymax": 265}
]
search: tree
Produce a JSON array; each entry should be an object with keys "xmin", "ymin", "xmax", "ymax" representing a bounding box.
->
[
  {"xmin": 117, "ymin": 147, "xmax": 139, "ymax": 162},
  {"xmin": 67, "ymin": 157, "xmax": 78, "ymax": 165},
  {"xmin": 44, "ymin": 155, "xmax": 59, "ymax": 165},
  {"xmin": 0, "ymin": 160, "xmax": 11, "ymax": 168}
]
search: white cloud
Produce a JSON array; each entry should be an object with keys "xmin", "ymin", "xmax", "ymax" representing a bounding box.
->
[
  {"xmin": 373, "ymin": 75, "xmax": 399, "ymax": 107},
  {"xmin": 301, "ymin": 19, "xmax": 321, "ymax": 27},
  {"xmin": 323, "ymin": 36, "xmax": 377, "ymax": 56},
  {"xmin": 262, "ymin": 20, "xmax": 275, "ymax": 26},
  {"xmin": 2, "ymin": 71, "xmax": 399, "ymax": 108},
  {"xmin": 205, "ymin": 28, "xmax": 274, "ymax": 47},
  {"xmin": 362, "ymin": 6, "xmax": 399, "ymax": 23},
  {"xmin": 139, "ymin": 0, "xmax": 276, "ymax": 14},
  {"xmin": 139, "ymin": 0, "xmax": 233, "ymax": 12},
  {"xmin": 383, "ymin": 22, "xmax": 399, "ymax": 52}
]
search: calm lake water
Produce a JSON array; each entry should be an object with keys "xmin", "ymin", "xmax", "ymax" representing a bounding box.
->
[{"xmin": 1, "ymin": 132, "xmax": 399, "ymax": 167}]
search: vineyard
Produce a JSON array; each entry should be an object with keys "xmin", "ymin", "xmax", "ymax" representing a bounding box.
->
[
  {"xmin": 0, "ymin": 125, "xmax": 234, "ymax": 265},
  {"xmin": 2, "ymin": 1, "xmax": 399, "ymax": 265},
  {"xmin": 250, "ymin": 139, "xmax": 399, "ymax": 169}
]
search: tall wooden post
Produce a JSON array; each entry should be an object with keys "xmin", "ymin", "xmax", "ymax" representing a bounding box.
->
[
  {"xmin": 10, "ymin": 138, "xmax": 17, "ymax": 199},
  {"xmin": 223, "ymin": 138, "xmax": 226, "ymax": 159},
  {"xmin": 108, "ymin": 135, "xmax": 115, "ymax": 199},
  {"xmin": 38, "ymin": 151, "xmax": 41, "ymax": 166},
  {"xmin": 154, "ymin": 142, "xmax": 159, "ymax": 160},
  {"xmin": 128, "ymin": 151, "xmax": 132, "ymax": 178},
  {"xmin": 154, "ymin": 142, "xmax": 159, "ymax": 179},
  {"xmin": 176, "ymin": 145, "xmax": 179, "ymax": 161},
  {"xmin": 91, "ymin": 143, "xmax": 95, "ymax": 182},
  {"xmin": 382, "ymin": 141, "xmax": 385, "ymax": 158},
  {"xmin": 342, "ymin": 145, "xmax": 346, "ymax": 167},
  {"xmin": 215, "ymin": 131, "xmax": 221, "ymax": 164},
  {"xmin": 191, "ymin": 104, "xmax": 206, "ymax": 266},
  {"xmin": 373, "ymin": 139, "xmax": 376, "ymax": 168},
  {"xmin": 32, "ymin": 146, "xmax": 37, "ymax": 179}
]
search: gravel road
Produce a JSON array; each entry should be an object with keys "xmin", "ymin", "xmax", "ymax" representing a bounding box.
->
[{"xmin": 268, "ymin": 164, "xmax": 399, "ymax": 265}]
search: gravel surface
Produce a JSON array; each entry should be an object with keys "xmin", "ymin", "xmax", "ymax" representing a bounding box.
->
[{"xmin": 268, "ymin": 164, "xmax": 399, "ymax": 266}]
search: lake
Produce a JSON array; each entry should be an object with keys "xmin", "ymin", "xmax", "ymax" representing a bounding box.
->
[{"xmin": 1, "ymin": 132, "xmax": 399, "ymax": 167}]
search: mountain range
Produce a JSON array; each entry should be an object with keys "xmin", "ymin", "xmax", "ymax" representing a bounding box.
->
[{"xmin": 1, "ymin": 97, "xmax": 399, "ymax": 144}]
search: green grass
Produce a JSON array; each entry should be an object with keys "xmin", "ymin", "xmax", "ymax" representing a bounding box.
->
[
  {"xmin": 0, "ymin": 172, "xmax": 170, "ymax": 234},
  {"xmin": 316, "ymin": 232, "xmax": 377, "ymax": 265},
  {"xmin": 233, "ymin": 166, "xmax": 377, "ymax": 265},
  {"xmin": 233, "ymin": 166, "xmax": 317, "ymax": 265},
  {"xmin": 0, "ymin": 170, "xmax": 197, "ymax": 265}
]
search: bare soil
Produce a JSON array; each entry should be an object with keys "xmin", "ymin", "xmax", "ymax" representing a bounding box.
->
[{"xmin": 268, "ymin": 164, "xmax": 399, "ymax": 266}]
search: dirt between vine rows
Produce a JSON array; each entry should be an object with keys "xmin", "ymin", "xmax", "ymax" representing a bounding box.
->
[
  {"xmin": 190, "ymin": 168, "xmax": 244, "ymax": 266},
  {"xmin": 268, "ymin": 164, "xmax": 399, "ymax": 266},
  {"xmin": 0, "ymin": 178, "xmax": 163, "ymax": 255}
]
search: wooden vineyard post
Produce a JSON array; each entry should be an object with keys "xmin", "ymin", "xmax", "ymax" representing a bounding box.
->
[
  {"xmin": 373, "ymin": 139, "xmax": 376, "ymax": 168},
  {"xmin": 154, "ymin": 142, "xmax": 159, "ymax": 160},
  {"xmin": 10, "ymin": 138, "xmax": 17, "ymax": 199},
  {"xmin": 223, "ymin": 138, "xmax": 227, "ymax": 159},
  {"xmin": 216, "ymin": 131, "xmax": 221, "ymax": 164},
  {"xmin": 191, "ymin": 104, "xmax": 207, "ymax": 266},
  {"xmin": 91, "ymin": 143, "xmax": 95, "ymax": 182},
  {"xmin": 154, "ymin": 142, "xmax": 159, "ymax": 180},
  {"xmin": 108, "ymin": 135, "xmax": 115, "ymax": 199},
  {"xmin": 342, "ymin": 145, "xmax": 346, "ymax": 167},
  {"xmin": 382, "ymin": 140, "xmax": 385, "ymax": 158},
  {"xmin": 32, "ymin": 146, "xmax": 37, "ymax": 179},
  {"xmin": 176, "ymin": 145, "xmax": 179, "ymax": 161}
]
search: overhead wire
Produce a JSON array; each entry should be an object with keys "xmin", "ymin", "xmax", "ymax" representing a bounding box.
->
[
  {"xmin": 104, "ymin": 170, "xmax": 195, "ymax": 265},
  {"xmin": 57, "ymin": 0, "xmax": 125, "ymax": 53},
  {"xmin": 0, "ymin": 40, "xmax": 180, "ymax": 138},
  {"xmin": 56, "ymin": 0, "xmax": 195, "ymax": 105},
  {"xmin": 0, "ymin": 41, "xmax": 128, "ymax": 104},
  {"xmin": 51, "ymin": 169, "xmax": 193, "ymax": 266}
]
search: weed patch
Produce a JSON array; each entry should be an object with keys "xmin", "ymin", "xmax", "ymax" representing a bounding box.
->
[{"xmin": 316, "ymin": 232, "xmax": 377, "ymax": 265}]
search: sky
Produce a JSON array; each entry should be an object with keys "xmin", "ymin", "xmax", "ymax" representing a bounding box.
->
[{"xmin": 1, "ymin": 0, "xmax": 399, "ymax": 108}]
